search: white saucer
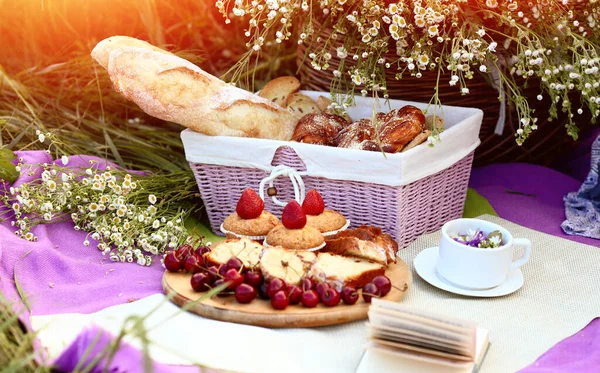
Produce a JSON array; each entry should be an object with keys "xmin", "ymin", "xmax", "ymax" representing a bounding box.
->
[{"xmin": 413, "ymin": 247, "xmax": 524, "ymax": 297}]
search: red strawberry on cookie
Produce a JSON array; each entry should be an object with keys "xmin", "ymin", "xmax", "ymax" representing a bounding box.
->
[
  {"xmin": 282, "ymin": 200, "xmax": 307, "ymax": 229},
  {"xmin": 236, "ymin": 188, "xmax": 264, "ymax": 219},
  {"xmin": 302, "ymin": 189, "xmax": 325, "ymax": 216}
]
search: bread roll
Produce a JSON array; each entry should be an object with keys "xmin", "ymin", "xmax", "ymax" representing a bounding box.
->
[{"xmin": 91, "ymin": 36, "xmax": 298, "ymax": 140}]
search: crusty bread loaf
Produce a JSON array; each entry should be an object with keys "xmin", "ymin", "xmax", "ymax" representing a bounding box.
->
[
  {"xmin": 91, "ymin": 35, "xmax": 174, "ymax": 69},
  {"xmin": 203, "ymin": 238, "xmax": 263, "ymax": 269},
  {"xmin": 308, "ymin": 252, "xmax": 385, "ymax": 291},
  {"xmin": 91, "ymin": 36, "xmax": 298, "ymax": 140}
]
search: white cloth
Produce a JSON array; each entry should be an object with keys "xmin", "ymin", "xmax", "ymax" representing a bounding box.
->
[{"xmin": 181, "ymin": 92, "xmax": 483, "ymax": 187}]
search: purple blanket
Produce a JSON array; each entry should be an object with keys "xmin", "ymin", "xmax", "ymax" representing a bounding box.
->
[{"xmin": 1, "ymin": 150, "xmax": 599, "ymax": 372}]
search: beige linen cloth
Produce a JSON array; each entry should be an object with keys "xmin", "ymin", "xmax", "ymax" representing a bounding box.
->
[
  {"xmin": 397, "ymin": 214, "xmax": 600, "ymax": 373},
  {"xmin": 32, "ymin": 215, "xmax": 600, "ymax": 373}
]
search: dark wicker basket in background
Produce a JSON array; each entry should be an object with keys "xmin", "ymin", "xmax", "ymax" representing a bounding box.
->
[{"xmin": 296, "ymin": 25, "xmax": 592, "ymax": 167}]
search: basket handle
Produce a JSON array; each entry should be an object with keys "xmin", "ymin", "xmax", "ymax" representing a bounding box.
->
[{"xmin": 259, "ymin": 165, "xmax": 307, "ymax": 207}]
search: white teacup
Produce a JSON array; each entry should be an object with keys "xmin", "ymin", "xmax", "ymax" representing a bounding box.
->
[{"xmin": 436, "ymin": 218, "xmax": 531, "ymax": 290}]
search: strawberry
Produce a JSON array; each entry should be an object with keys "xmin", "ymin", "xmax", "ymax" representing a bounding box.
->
[
  {"xmin": 282, "ymin": 200, "xmax": 307, "ymax": 229},
  {"xmin": 236, "ymin": 188, "xmax": 264, "ymax": 219},
  {"xmin": 302, "ymin": 189, "xmax": 325, "ymax": 216}
]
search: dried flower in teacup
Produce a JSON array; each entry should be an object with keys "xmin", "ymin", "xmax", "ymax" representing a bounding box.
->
[{"xmin": 451, "ymin": 229, "xmax": 503, "ymax": 249}]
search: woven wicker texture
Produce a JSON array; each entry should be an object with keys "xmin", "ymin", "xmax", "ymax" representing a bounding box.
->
[
  {"xmin": 398, "ymin": 214, "xmax": 600, "ymax": 373},
  {"xmin": 296, "ymin": 23, "xmax": 592, "ymax": 166},
  {"xmin": 190, "ymin": 146, "xmax": 473, "ymax": 248}
]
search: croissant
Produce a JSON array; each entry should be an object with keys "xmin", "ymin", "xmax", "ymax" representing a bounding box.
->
[{"xmin": 292, "ymin": 113, "xmax": 349, "ymax": 145}]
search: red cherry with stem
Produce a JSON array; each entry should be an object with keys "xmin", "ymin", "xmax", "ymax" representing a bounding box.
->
[
  {"xmin": 218, "ymin": 264, "xmax": 229, "ymax": 277},
  {"xmin": 245, "ymin": 271, "xmax": 263, "ymax": 288},
  {"xmin": 190, "ymin": 273, "xmax": 211, "ymax": 292},
  {"xmin": 371, "ymin": 276, "xmax": 392, "ymax": 297},
  {"xmin": 301, "ymin": 290, "xmax": 319, "ymax": 308},
  {"xmin": 362, "ymin": 283, "xmax": 381, "ymax": 303},
  {"xmin": 321, "ymin": 288, "xmax": 341, "ymax": 307},
  {"xmin": 258, "ymin": 282, "xmax": 270, "ymax": 300},
  {"xmin": 176, "ymin": 244, "xmax": 194, "ymax": 260},
  {"xmin": 164, "ymin": 252, "xmax": 184, "ymax": 272},
  {"xmin": 184, "ymin": 254, "xmax": 203, "ymax": 274},
  {"xmin": 315, "ymin": 282, "xmax": 331, "ymax": 299},
  {"xmin": 267, "ymin": 278, "xmax": 286, "ymax": 298},
  {"xmin": 287, "ymin": 285, "xmax": 303, "ymax": 305},
  {"xmin": 195, "ymin": 245, "xmax": 211, "ymax": 256},
  {"xmin": 270, "ymin": 290, "xmax": 289, "ymax": 310},
  {"xmin": 301, "ymin": 278, "xmax": 314, "ymax": 292},
  {"xmin": 226, "ymin": 257, "xmax": 244, "ymax": 272},
  {"xmin": 212, "ymin": 279, "xmax": 229, "ymax": 296},
  {"xmin": 207, "ymin": 266, "xmax": 220, "ymax": 283},
  {"xmin": 341, "ymin": 286, "xmax": 359, "ymax": 305},
  {"xmin": 235, "ymin": 283, "xmax": 257, "ymax": 304},
  {"xmin": 224, "ymin": 268, "xmax": 244, "ymax": 290}
]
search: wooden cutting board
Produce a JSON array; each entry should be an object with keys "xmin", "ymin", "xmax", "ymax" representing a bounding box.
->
[{"xmin": 162, "ymin": 260, "xmax": 411, "ymax": 328}]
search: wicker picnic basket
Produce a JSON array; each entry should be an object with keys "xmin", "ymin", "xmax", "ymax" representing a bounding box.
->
[{"xmin": 182, "ymin": 92, "xmax": 482, "ymax": 249}]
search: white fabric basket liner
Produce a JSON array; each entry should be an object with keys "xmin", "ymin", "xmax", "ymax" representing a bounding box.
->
[{"xmin": 181, "ymin": 91, "xmax": 483, "ymax": 187}]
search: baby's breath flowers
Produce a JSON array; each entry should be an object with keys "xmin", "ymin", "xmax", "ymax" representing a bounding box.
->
[
  {"xmin": 221, "ymin": 0, "xmax": 600, "ymax": 144},
  {"xmin": 1, "ymin": 157, "xmax": 200, "ymax": 266}
]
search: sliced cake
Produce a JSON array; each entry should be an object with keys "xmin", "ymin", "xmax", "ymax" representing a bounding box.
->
[
  {"xmin": 260, "ymin": 246, "xmax": 316, "ymax": 285},
  {"xmin": 203, "ymin": 238, "xmax": 263, "ymax": 269},
  {"xmin": 307, "ymin": 252, "xmax": 386, "ymax": 291},
  {"xmin": 324, "ymin": 225, "xmax": 398, "ymax": 265}
]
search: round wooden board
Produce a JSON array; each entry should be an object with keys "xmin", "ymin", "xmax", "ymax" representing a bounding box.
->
[{"xmin": 162, "ymin": 260, "xmax": 412, "ymax": 328}]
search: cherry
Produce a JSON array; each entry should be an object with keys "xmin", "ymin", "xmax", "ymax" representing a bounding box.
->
[
  {"xmin": 176, "ymin": 244, "xmax": 194, "ymax": 260},
  {"xmin": 287, "ymin": 285, "xmax": 303, "ymax": 305},
  {"xmin": 226, "ymin": 257, "xmax": 244, "ymax": 272},
  {"xmin": 195, "ymin": 245, "xmax": 211, "ymax": 256},
  {"xmin": 190, "ymin": 272, "xmax": 211, "ymax": 292},
  {"xmin": 301, "ymin": 290, "xmax": 319, "ymax": 308},
  {"xmin": 301, "ymin": 278, "xmax": 314, "ymax": 292},
  {"xmin": 362, "ymin": 283, "xmax": 381, "ymax": 303},
  {"xmin": 315, "ymin": 282, "xmax": 331, "ymax": 298},
  {"xmin": 164, "ymin": 252, "xmax": 184, "ymax": 272},
  {"xmin": 245, "ymin": 270, "xmax": 263, "ymax": 288},
  {"xmin": 267, "ymin": 278, "xmax": 286, "ymax": 298},
  {"xmin": 218, "ymin": 264, "xmax": 229, "ymax": 277},
  {"xmin": 235, "ymin": 283, "xmax": 257, "ymax": 304},
  {"xmin": 258, "ymin": 282, "xmax": 270, "ymax": 300},
  {"xmin": 371, "ymin": 276, "xmax": 392, "ymax": 297},
  {"xmin": 184, "ymin": 254, "xmax": 204, "ymax": 274},
  {"xmin": 341, "ymin": 287, "xmax": 359, "ymax": 305},
  {"xmin": 321, "ymin": 288, "xmax": 341, "ymax": 307},
  {"xmin": 207, "ymin": 266, "xmax": 220, "ymax": 283},
  {"xmin": 270, "ymin": 290, "xmax": 289, "ymax": 310},
  {"xmin": 213, "ymin": 279, "xmax": 228, "ymax": 296},
  {"xmin": 224, "ymin": 268, "xmax": 244, "ymax": 289}
]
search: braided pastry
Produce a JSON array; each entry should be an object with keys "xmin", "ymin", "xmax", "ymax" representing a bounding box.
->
[{"xmin": 292, "ymin": 113, "xmax": 349, "ymax": 145}]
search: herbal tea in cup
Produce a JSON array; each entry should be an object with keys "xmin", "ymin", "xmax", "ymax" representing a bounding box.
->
[{"xmin": 436, "ymin": 218, "xmax": 531, "ymax": 290}]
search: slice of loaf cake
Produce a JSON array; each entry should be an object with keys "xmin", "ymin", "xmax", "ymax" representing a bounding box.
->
[
  {"xmin": 203, "ymin": 238, "xmax": 263, "ymax": 269},
  {"xmin": 260, "ymin": 246, "xmax": 316, "ymax": 285},
  {"xmin": 308, "ymin": 252, "xmax": 385, "ymax": 291},
  {"xmin": 324, "ymin": 225, "xmax": 398, "ymax": 265}
]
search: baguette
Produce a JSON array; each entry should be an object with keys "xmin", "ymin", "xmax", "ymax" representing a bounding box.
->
[{"xmin": 91, "ymin": 36, "xmax": 298, "ymax": 140}]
